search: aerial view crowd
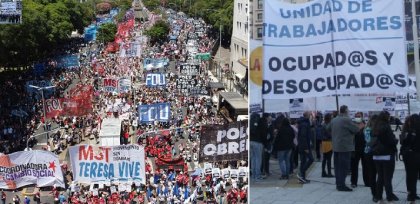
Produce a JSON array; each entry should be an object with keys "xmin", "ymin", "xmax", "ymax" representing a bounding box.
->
[{"xmin": 0, "ymin": 3, "xmax": 248, "ymax": 204}]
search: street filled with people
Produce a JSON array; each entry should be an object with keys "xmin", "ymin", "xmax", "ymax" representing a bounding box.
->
[{"xmin": 0, "ymin": 3, "xmax": 248, "ymax": 204}]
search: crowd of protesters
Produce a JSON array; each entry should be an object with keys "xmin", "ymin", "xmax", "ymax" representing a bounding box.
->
[
  {"xmin": 251, "ymin": 105, "xmax": 420, "ymax": 203},
  {"xmin": 0, "ymin": 4, "xmax": 247, "ymax": 203}
]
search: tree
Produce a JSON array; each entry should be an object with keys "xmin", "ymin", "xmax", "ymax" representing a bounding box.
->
[
  {"xmin": 97, "ymin": 22, "xmax": 117, "ymax": 43},
  {"xmin": 0, "ymin": 0, "xmax": 95, "ymax": 67},
  {"xmin": 144, "ymin": 20, "xmax": 169, "ymax": 44}
]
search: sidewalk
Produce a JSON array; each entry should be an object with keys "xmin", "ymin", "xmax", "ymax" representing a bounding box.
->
[{"xmin": 251, "ymin": 145, "xmax": 420, "ymax": 203}]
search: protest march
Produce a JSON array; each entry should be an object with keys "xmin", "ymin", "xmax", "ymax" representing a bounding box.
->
[{"xmin": 0, "ymin": 2, "xmax": 248, "ymax": 204}]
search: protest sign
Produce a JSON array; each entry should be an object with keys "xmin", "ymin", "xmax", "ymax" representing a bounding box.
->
[
  {"xmin": 102, "ymin": 78, "xmax": 118, "ymax": 93},
  {"xmin": 69, "ymin": 145, "xmax": 146, "ymax": 184},
  {"xmin": 263, "ymin": 0, "xmax": 407, "ymax": 99},
  {"xmin": 180, "ymin": 64, "xmax": 200, "ymax": 75},
  {"xmin": 118, "ymin": 77, "xmax": 132, "ymax": 93},
  {"xmin": 138, "ymin": 103, "xmax": 171, "ymax": 123},
  {"xmin": 146, "ymin": 73, "xmax": 166, "ymax": 86},
  {"xmin": 0, "ymin": 150, "xmax": 65, "ymax": 189},
  {"xmin": 199, "ymin": 121, "xmax": 248, "ymax": 162},
  {"xmin": 176, "ymin": 76, "xmax": 208, "ymax": 95}
]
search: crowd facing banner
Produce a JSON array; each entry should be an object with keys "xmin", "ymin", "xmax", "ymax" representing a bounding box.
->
[
  {"xmin": 263, "ymin": 0, "xmax": 407, "ymax": 99},
  {"xmin": 199, "ymin": 121, "xmax": 248, "ymax": 163},
  {"xmin": 180, "ymin": 64, "xmax": 200, "ymax": 75},
  {"xmin": 56, "ymin": 55, "xmax": 80, "ymax": 69},
  {"xmin": 0, "ymin": 150, "xmax": 65, "ymax": 189},
  {"xmin": 138, "ymin": 103, "xmax": 170, "ymax": 123},
  {"xmin": 102, "ymin": 78, "xmax": 132, "ymax": 93},
  {"xmin": 69, "ymin": 145, "xmax": 146, "ymax": 184},
  {"xmin": 146, "ymin": 73, "xmax": 166, "ymax": 86}
]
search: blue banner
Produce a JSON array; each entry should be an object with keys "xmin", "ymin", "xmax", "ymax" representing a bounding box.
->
[
  {"xmin": 84, "ymin": 24, "xmax": 97, "ymax": 42},
  {"xmin": 56, "ymin": 55, "xmax": 80, "ymax": 69},
  {"xmin": 33, "ymin": 63, "xmax": 45, "ymax": 76},
  {"xmin": 145, "ymin": 73, "xmax": 166, "ymax": 87},
  {"xmin": 138, "ymin": 103, "xmax": 171, "ymax": 123},
  {"xmin": 143, "ymin": 58, "xmax": 169, "ymax": 70}
]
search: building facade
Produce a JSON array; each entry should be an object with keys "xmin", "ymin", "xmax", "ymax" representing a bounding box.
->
[{"xmin": 230, "ymin": 0, "xmax": 248, "ymax": 99}]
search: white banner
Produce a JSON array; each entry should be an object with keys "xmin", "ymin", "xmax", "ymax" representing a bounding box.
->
[
  {"xmin": 69, "ymin": 145, "xmax": 146, "ymax": 184},
  {"xmin": 0, "ymin": 151, "xmax": 64, "ymax": 189},
  {"xmin": 263, "ymin": 0, "xmax": 407, "ymax": 99}
]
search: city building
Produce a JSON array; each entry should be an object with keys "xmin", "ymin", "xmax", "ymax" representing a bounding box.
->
[{"xmin": 230, "ymin": 0, "xmax": 248, "ymax": 99}]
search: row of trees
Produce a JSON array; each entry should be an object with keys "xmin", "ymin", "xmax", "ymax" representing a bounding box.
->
[
  {"xmin": 142, "ymin": 0, "xmax": 233, "ymax": 47},
  {"xmin": 0, "ymin": 0, "xmax": 134, "ymax": 67},
  {"xmin": 0, "ymin": 0, "xmax": 96, "ymax": 67}
]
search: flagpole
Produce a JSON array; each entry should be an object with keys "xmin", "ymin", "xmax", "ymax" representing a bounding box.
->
[{"xmin": 412, "ymin": 0, "xmax": 420, "ymax": 101}]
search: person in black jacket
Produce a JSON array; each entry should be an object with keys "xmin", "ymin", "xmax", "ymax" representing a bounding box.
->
[
  {"xmin": 351, "ymin": 112, "xmax": 368, "ymax": 188},
  {"xmin": 372, "ymin": 111, "xmax": 399, "ymax": 202},
  {"xmin": 250, "ymin": 113, "xmax": 267, "ymax": 181},
  {"xmin": 297, "ymin": 112, "xmax": 314, "ymax": 184},
  {"xmin": 401, "ymin": 114, "xmax": 420, "ymax": 202},
  {"xmin": 274, "ymin": 118, "xmax": 295, "ymax": 179},
  {"xmin": 261, "ymin": 114, "xmax": 276, "ymax": 177}
]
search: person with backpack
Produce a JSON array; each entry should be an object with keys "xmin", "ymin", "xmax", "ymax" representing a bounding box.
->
[
  {"xmin": 274, "ymin": 118, "xmax": 295, "ymax": 180},
  {"xmin": 400, "ymin": 114, "xmax": 420, "ymax": 203},
  {"xmin": 321, "ymin": 113, "xmax": 334, "ymax": 178},
  {"xmin": 364, "ymin": 115, "xmax": 379, "ymax": 202},
  {"xmin": 371, "ymin": 111, "xmax": 399, "ymax": 202},
  {"xmin": 351, "ymin": 112, "xmax": 368, "ymax": 188}
]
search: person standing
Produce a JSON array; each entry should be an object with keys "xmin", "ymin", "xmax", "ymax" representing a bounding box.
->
[
  {"xmin": 250, "ymin": 113, "xmax": 264, "ymax": 181},
  {"xmin": 364, "ymin": 115, "xmax": 379, "ymax": 202},
  {"xmin": 274, "ymin": 118, "xmax": 295, "ymax": 179},
  {"xmin": 400, "ymin": 114, "xmax": 420, "ymax": 203},
  {"xmin": 371, "ymin": 111, "xmax": 399, "ymax": 202},
  {"xmin": 24, "ymin": 196, "xmax": 30, "ymax": 204},
  {"xmin": 297, "ymin": 112, "xmax": 314, "ymax": 184},
  {"xmin": 328, "ymin": 105, "xmax": 361, "ymax": 191},
  {"xmin": 261, "ymin": 114, "xmax": 275, "ymax": 177},
  {"xmin": 321, "ymin": 113, "xmax": 333, "ymax": 178},
  {"xmin": 351, "ymin": 112, "xmax": 368, "ymax": 188}
]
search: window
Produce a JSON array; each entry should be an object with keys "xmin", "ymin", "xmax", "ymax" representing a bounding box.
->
[
  {"xmin": 257, "ymin": 28, "xmax": 262, "ymax": 38},
  {"xmin": 257, "ymin": 13, "xmax": 262, "ymax": 21},
  {"xmin": 258, "ymin": 0, "xmax": 263, "ymax": 9}
]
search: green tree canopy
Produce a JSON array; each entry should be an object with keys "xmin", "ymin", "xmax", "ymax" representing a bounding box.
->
[
  {"xmin": 144, "ymin": 20, "xmax": 170, "ymax": 44},
  {"xmin": 97, "ymin": 22, "xmax": 118, "ymax": 43},
  {"xmin": 0, "ymin": 0, "xmax": 95, "ymax": 67}
]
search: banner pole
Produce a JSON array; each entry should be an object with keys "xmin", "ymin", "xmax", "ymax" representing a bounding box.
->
[{"xmin": 328, "ymin": 5, "xmax": 339, "ymax": 112}]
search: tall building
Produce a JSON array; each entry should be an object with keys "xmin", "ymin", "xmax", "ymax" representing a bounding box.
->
[
  {"xmin": 249, "ymin": 0, "xmax": 263, "ymax": 40},
  {"xmin": 230, "ymin": 0, "xmax": 248, "ymax": 99}
]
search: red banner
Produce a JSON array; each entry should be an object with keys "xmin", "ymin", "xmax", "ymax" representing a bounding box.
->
[
  {"xmin": 69, "ymin": 85, "xmax": 93, "ymax": 99},
  {"xmin": 45, "ymin": 98, "xmax": 93, "ymax": 118}
]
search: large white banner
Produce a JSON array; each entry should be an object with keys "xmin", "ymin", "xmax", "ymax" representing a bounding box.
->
[
  {"xmin": 0, "ymin": 151, "xmax": 64, "ymax": 189},
  {"xmin": 69, "ymin": 145, "xmax": 146, "ymax": 184},
  {"xmin": 263, "ymin": 0, "xmax": 407, "ymax": 99}
]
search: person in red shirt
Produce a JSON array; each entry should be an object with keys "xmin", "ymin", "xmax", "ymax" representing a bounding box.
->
[{"xmin": 123, "ymin": 131, "xmax": 129, "ymax": 145}]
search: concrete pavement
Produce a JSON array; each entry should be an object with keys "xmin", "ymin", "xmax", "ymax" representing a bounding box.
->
[{"xmin": 251, "ymin": 131, "xmax": 420, "ymax": 204}]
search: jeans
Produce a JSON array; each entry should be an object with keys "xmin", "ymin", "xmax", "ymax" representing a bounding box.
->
[
  {"xmin": 299, "ymin": 150, "xmax": 314, "ymax": 179},
  {"xmin": 278, "ymin": 149, "xmax": 292, "ymax": 176},
  {"xmin": 250, "ymin": 141, "xmax": 263, "ymax": 179},
  {"xmin": 334, "ymin": 151, "xmax": 351, "ymax": 188},
  {"xmin": 374, "ymin": 155, "xmax": 395, "ymax": 200}
]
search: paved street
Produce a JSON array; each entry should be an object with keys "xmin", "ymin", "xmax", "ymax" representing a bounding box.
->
[{"xmin": 251, "ymin": 130, "xmax": 420, "ymax": 204}]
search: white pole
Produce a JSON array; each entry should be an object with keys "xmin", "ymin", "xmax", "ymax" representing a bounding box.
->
[
  {"xmin": 219, "ymin": 25, "xmax": 222, "ymax": 80},
  {"xmin": 412, "ymin": 0, "xmax": 420, "ymax": 101}
]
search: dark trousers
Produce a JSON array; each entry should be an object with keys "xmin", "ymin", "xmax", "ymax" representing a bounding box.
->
[
  {"xmin": 315, "ymin": 139, "xmax": 322, "ymax": 160},
  {"xmin": 299, "ymin": 150, "xmax": 314, "ymax": 179},
  {"xmin": 290, "ymin": 146, "xmax": 299, "ymax": 171},
  {"xmin": 365, "ymin": 154, "xmax": 377, "ymax": 197},
  {"xmin": 322, "ymin": 151, "xmax": 333, "ymax": 175},
  {"xmin": 403, "ymin": 152, "xmax": 420, "ymax": 201},
  {"xmin": 261, "ymin": 150, "xmax": 271, "ymax": 175},
  {"xmin": 334, "ymin": 151, "xmax": 351, "ymax": 188},
  {"xmin": 351, "ymin": 151, "xmax": 368, "ymax": 186},
  {"xmin": 374, "ymin": 156, "xmax": 395, "ymax": 200}
]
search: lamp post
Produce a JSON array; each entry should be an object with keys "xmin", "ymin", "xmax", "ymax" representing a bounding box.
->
[{"xmin": 29, "ymin": 85, "xmax": 55, "ymax": 143}]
